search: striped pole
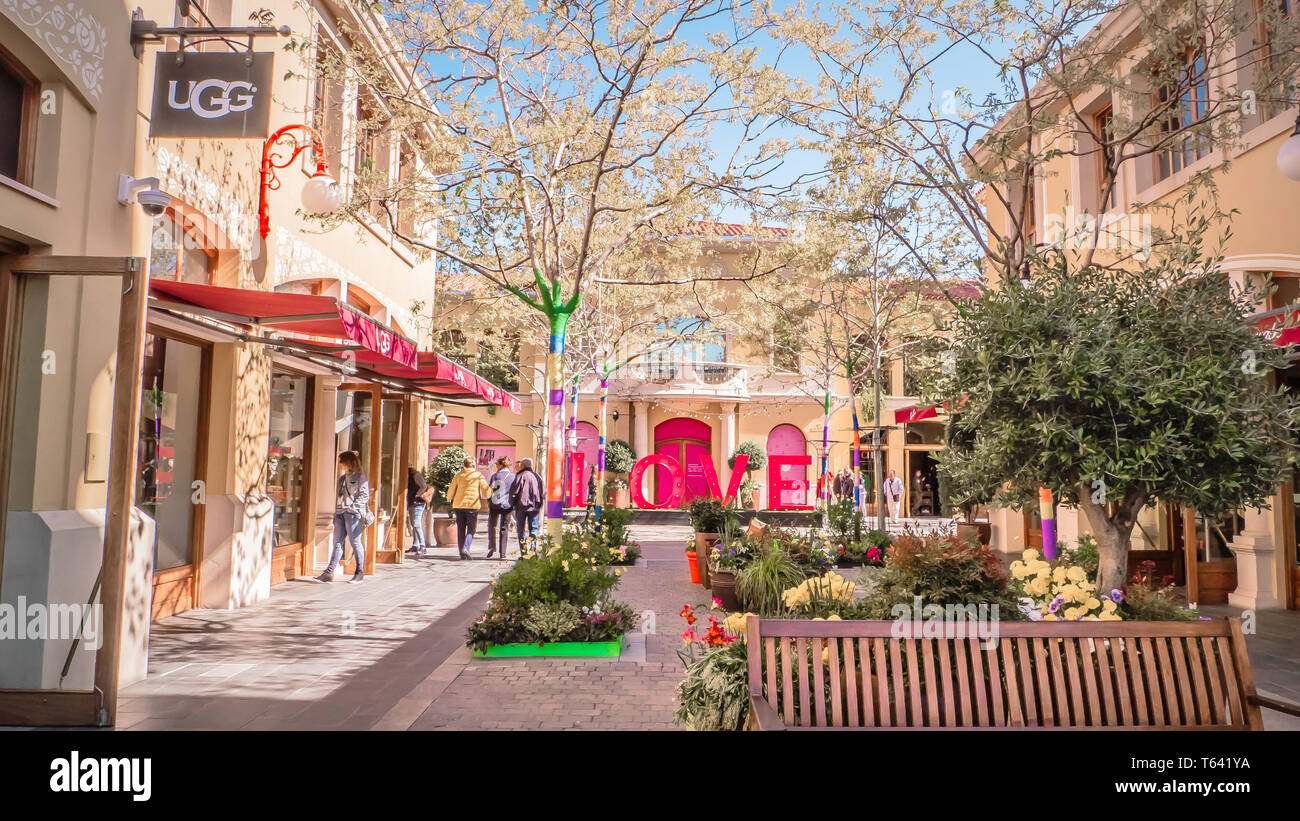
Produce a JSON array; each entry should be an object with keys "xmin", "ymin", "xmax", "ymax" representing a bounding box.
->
[
  {"xmin": 544, "ymin": 318, "xmax": 569, "ymax": 540},
  {"xmin": 565, "ymin": 374, "xmax": 579, "ymax": 506},
  {"xmin": 820, "ymin": 387, "xmax": 831, "ymax": 508},
  {"xmin": 595, "ymin": 373, "xmax": 608, "ymax": 520},
  {"xmin": 1039, "ymin": 487, "xmax": 1057, "ymax": 559}
]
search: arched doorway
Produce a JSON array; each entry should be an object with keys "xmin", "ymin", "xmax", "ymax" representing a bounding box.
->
[
  {"xmin": 767, "ymin": 424, "xmax": 808, "ymax": 507},
  {"xmin": 476, "ymin": 421, "xmax": 516, "ymax": 475},
  {"xmin": 654, "ymin": 417, "xmax": 712, "ymax": 505}
]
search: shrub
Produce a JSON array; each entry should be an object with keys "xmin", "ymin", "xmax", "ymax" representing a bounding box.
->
[
  {"xmin": 1068, "ymin": 534, "xmax": 1101, "ymax": 582},
  {"xmin": 605, "ymin": 439, "xmax": 636, "ymax": 474},
  {"xmin": 466, "ymin": 534, "xmax": 635, "ymax": 652},
  {"xmin": 522, "ymin": 601, "xmax": 582, "ymax": 642},
  {"xmin": 826, "ymin": 498, "xmax": 862, "ymax": 545},
  {"xmin": 735, "ymin": 543, "xmax": 805, "ymax": 615},
  {"xmin": 729, "ymin": 440, "xmax": 766, "ymax": 472},
  {"xmin": 859, "ymin": 533, "xmax": 1016, "ymax": 619},
  {"xmin": 674, "ymin": 639, "xmax": 750, "ymax": 731},
  {"xmin": 427, "ymin": 446, "xmax": 468, "ymax": 493},
  {"xmin": 1121, "ymin": 562, "xmax": 1199, "ymax": 621},
  {"xmin": 688, "ymin": 498, "xmax": 728, "ymax": 533}
]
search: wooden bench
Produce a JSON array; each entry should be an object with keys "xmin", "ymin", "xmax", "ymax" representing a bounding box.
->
[{"xmin": 745, "ymin": 616, "xmax": 1300, "ymax": 730}]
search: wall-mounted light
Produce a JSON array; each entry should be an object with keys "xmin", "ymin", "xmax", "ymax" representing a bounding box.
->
[
  {"xmin": 1277, "ymin": 113, "xmax": 1300, "ymax": 181},
  {"xmin": 259, "ymin": 123, "xmax": 342, "ymax": 240}
]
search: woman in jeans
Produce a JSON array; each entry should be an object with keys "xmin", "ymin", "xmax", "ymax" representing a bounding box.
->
[
  {"xmin": 446, "ymin": 456, "xmax": 491, "ymax": 560},
  {"xmin": 318, "ymin": 450, "xmax": 368, "ymax": 584},
  {"xmin": 486, "ymin": 456, "xmax": 514, "ymax": 559},
  {"xmin": 406, "ymin": 466, "xmax": 429, "ymax": 557}
]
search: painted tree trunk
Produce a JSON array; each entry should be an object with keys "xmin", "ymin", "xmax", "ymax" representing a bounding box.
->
[
  {"xmin": 544, "ymin": 317, "xmax": 569, "ymax": 539},
  {"xmin": 820, "ymin": 389, "xmax": 831, "ymax": 509},
  {"xmin": 565, "ymin": 377, "xmax": 579, "ymax": 506},
  {"xmin": 595, "ymin": 375, "xmax": 608, "ymax": 520}
]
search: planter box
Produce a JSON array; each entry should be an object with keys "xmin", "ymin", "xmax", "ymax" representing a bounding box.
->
[{"xmin": 472, "ymin": 639, "xmax": 622, "ymax": 658}]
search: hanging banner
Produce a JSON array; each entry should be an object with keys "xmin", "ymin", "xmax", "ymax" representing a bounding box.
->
[{"xmin": 149, "ymin": 51, "xmax": 275, "ymax": 138}]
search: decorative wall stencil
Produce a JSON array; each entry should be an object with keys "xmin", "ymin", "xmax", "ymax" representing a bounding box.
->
[{"xmin": 1, "ymin": 0, "xmax": 108, "ymax": 101}]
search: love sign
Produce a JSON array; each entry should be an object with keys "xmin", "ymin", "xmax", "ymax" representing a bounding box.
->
[{"xmin": 608, "ymin": 450, "xmax": 812, "ymax": 510}]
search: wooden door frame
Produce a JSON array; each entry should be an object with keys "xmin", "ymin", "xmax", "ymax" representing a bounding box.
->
[
  {"xmin": 264, "ymin": 364, "xmax": 315, "ymax": 580},
  {"xmin": 652, "ymin": 435, "xmax": 710, "ymax": 506},
  {"xmin": 1281, "ymin": 475, "xmax": 1298, "ymax": 610},
  {"xmin": 0, "ymin": 255, "xmax": 147, "ymax": 726}
]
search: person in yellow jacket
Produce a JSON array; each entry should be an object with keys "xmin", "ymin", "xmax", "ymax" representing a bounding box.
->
[{"xmin": 447, "ymin": 456, "xmax": 491, "ymax": 560}]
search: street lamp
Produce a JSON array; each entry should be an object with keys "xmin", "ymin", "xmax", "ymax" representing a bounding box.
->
[
  {"xmin": 259, "ymin": 123, "xmax": 343, "ymax": 240},
  {"xmin": 1276, "ymin": 113, "xmax": 1300, "ymax": 181}
]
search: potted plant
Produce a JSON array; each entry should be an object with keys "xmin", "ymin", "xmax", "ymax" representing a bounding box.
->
[
  {"xmin": 708, "ymin": 507, "xmax": 747, "ymax": 609},
  {"xmin": 426, "ymin": 446, "xmax": 466, "ymax": 547},
  {"xmin": 604, "ymin": 478, "xmax": 629, "ymax": 509},
  {"xmin": 730, "ymin": 441, "xmax": 766, "ymax": 510},
  {"xmin": 689, "ymin": 498, "xmax": 727, "ymax": 588},
  {"xmin": 604, "ymin": 439, "xmax": 635, "ymax": 507},
  {"xmin": 684, "ymin": 538, "xmax": 702, "ymax": 584}
]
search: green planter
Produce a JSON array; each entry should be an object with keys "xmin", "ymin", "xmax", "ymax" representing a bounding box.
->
[{"xmin": 472, "ymin": 639, "xmax": 622, "ymax": 658}]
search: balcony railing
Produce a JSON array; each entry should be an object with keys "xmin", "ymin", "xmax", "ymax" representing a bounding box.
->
[{"xmin": 610, "ymin": 359, "xmax": 751, "ymax": 397}]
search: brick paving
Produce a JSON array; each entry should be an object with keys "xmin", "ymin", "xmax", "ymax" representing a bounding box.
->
[{"xmin": 111, "ymin": 524, "xmax": 1300, "ymax": 731}]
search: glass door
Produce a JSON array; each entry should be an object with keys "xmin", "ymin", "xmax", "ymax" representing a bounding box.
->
[{"xmin": 335, "ymin": 385, "xmax": 378, "ymax": 574}]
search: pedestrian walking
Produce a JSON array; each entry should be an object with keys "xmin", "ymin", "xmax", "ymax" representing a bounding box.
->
[
  {"xmin": 447, "ymin": 456, "xmax": 491, "ymax": 560},
  {"xmin": 883, "ymin": 469, "xmax": 904, "ymax": 520},
  {"xmin": 486, "ymin": 456, "xmax": 514, "ymax": 559},
  {"xmin": 406, "ymin": 466, "xmax": 432, "ymax": 557},
  {"xmin": 509, "ymin": 457, "xmax": 543, "ymax": 550},
  {"xmin": 833, "ymin": 467, "xmax": 853, "ymax": 501},
  {"xmin": 318, "ymin": 450, "xmax": 369, "ymax": 584}
]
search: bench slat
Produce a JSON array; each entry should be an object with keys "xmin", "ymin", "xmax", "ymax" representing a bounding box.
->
[
  {"xmin": 1015, "ymin": 638, "xmax": 1037, "ymax": 726},
  {"xmin": 904, "ymin": 640, "xmax": 924, "ymax": 725},
  {"xmin": 1169, "ymin": 636, "xmax": 1196, "ymax": 725},
  {"xmin": 1154, "ymin": 637, "xmax": 1181, "ymax": 724},
  {"xmin": 874, "ymin": 638, "xmax": 889, "ymax": 727},
  {"xmin": 842, "ymin": 636, "xmax": 858, "ymax": 727},
  {"xmin": 1185, "ymin": 635, "xmax": 1211, "ymax": 725},
  {"xmin": 1096, "ymin": 638, "xmax": 1117, "ymax": 726},
  {"xmin": 1199, "ymin": 636, "xmax": 1225, "ymax": 725},
  {"xmin": 811, "ymin": 637, "xmax": 827, "ymax": 727},
  {"xmin": 921, "ymin": 639, "xmax": 940, "ymax": 727},
  {"xmin": 1032, "ymin": 638, "xmax": 1054, "ymax": 726},
  {"xmin": 828, "ymin": 638, "xmax": 843, "ymax": 727},
  {"xmin": 968, "ymin": 637, "xmax": 990, "ymax": 726},
  {"xmin": 1108, "ymin": 638, "xmax": 1134, "ymax": 725},
  {"xmin": 781, "ymin": 637, "xmax": 794, "ymax": 727},
  {"xmin": 1064, "ymin": 637, "xmax": 1086, "ymax": 725},
  {"xmin": 1080, "ymin": 638, "xmax": 1103, "ymax": 725},
  {"xmin": 796, "ymin": 637, "xmax": 810, "ymax": 727},
  {"xmin": 1127, "ymin": 637, "xmax": 1150, "ymax": 725},
  {"xmin": 937, "ymin": 638, "xmax": 956, "ymax": 727},
  {"xmin": 889, "ymin": 639, "xmax": 905, "ymax": 726},
  {"xmin": 859, "ymin": 638, "xmax": 875, "ymax": 727},
  {"xmin": 1044, "ymin": 637, "xmax": 1070, "ymax": 725},
  {"xmin": 1227, "ymin": 620, "xmax": 1263, "ymax": 729},
  {"xmin": 1138, "ymin": 637, "xmax": 1164, "ymax": 726},
  {"xmin": 1000, "ymin": 639, "xmax": 1023, "ymax": 727}
]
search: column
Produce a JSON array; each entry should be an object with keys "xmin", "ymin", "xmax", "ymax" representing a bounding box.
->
[
  {"xmin": 312, "ymin": 375, "xmax": 343, "ymax": 572},
  {"xmin": 721, "ymin": 403, "xmax": 737, "ymax": 464},
  {"xmin": 633, "ymin": 401, "xmax": 649, "ymax": 502},
  {"xmin": 1229, "ymin": 505, "xmax": 1281, "ymax": 609}
]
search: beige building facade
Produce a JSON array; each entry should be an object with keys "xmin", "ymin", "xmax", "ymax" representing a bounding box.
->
[
  {"xmin": 976, "ymin": 4, "xmax": 1300, "ymax": 610},
  {"xmin": 0, "ymin": 0, "xmax": 515, "ymax": 726}
]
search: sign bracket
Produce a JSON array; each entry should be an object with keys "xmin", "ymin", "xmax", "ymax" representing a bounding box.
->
[{"xmin": 130, "ymin": 7, "xmax": 290, "ymax": 62}]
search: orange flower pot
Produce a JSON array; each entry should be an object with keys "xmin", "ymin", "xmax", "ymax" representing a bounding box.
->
[{"xmin": 686, "ymin": 550, "xmax": 702, "ymax": 584}]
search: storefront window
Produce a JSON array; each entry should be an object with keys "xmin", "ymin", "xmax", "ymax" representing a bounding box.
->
[
  {"xmin": 149, "ymin": 209, "xmax": 214, "ymax": 284},
  {"xmin": 267, "ymin": 370, "xmax": 310, "ymax": 546},
  {"xmin": 137, "ymin": 334, "xmax": 204, "ymax": 571},
  {"xmin": 337, "ymin": 389, "xmax": 373, "ymax": 480}
]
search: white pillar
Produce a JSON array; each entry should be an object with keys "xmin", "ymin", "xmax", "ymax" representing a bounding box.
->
[
  {"xmin": 633, "ymin": 400, "xmax": 649, "ymax": 500},
  {"xmin": 722, "ymin": 403, "xmax": 737, "ymax": 462},
  {"xmin": 1229, "ymin": 505, "xmax": 1281, "ymax": 609}
]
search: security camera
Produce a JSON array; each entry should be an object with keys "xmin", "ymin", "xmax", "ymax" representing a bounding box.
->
[{"xmin": 117, "ymin": 175, "xmax": 172, "ymax": 217}]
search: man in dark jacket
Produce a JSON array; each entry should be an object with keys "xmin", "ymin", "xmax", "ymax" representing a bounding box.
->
[{"xmin": 509, "ymin": 458, "xmax": 543, "ymax": 548}]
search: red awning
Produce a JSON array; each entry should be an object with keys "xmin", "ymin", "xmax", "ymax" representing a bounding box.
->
[
  {"xmin": 894, "ymin": 404, "xmax": 940, "ymax": 424},
  {"xmin": 148, "ymin": 280, "xmax": 521, "ymax": 413},
  {"xmin": 1253, "ymin": 306, "xmax": 1300, "ymax": 348},
  {"xmin": 149, "ymin": 279, "xmax": 418, "ymax": 368}
]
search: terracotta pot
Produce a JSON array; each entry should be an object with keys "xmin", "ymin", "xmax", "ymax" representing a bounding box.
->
[
  {"xmin": 695, "ymin": 533, "xmax": 719, "ymax": 588},
  {"xmin": 686, "ymin": 551, "xmax": 702, "ymax": 584},
  {"xmin": 610, "ymin": 487, "xmax": 630, "ymax": 509},
  {"xmin": 956, "ymin": 521, "xmax": 992, "ymax": 547},
  {"xmin": 752, "ymin": 489, "xmax": 762, "ymax": 510},
  {"xmin": 432, "ymin": 516, "xmax": 457, "ymax": 547},
  {"xmin": 711, "ymin": 570, "xmax": 740, "ymax": 610}
]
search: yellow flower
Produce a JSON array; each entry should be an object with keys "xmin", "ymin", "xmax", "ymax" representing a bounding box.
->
[
  {"xmin": 1052, "ymin": 566, "xmax": 1067, "ymax": 584},
  {"xmin": 1085, "ymin": 597, "xmax": 1101, "ymax": 611},
  {"xmin": 561, "ymin": 560, "xmax": 570, "ymax": 571},
  {"xmin": 1066, "ymin": 566, "xmax": 1087, "ymax": 583},
  {"xmin": 1043, "ymin": 613, "xmax": 1058, "ymax": 621},
  {"xmin": 1023, "ymin": 549, "xmax": 1040, "ymax": 562},
  {"xmin": 1099, "ymin": 612, "xmax": 1123, "ymax": 621},
  {"xmin": 1010, "ymin": 561, "xmax": 1029, "ymax": 579},
  {"xmin": 827, "ymin": 614, "xmax": 842, "ymax": 621}
]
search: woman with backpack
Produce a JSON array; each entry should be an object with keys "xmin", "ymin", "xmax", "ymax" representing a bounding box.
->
[
  {"xmin": 486, "ymin": 456, "xmax": 514, "ymax": 559},
  {"xmin": 318, "ymin": 450, "xmax": 369, "ymax": 584}
]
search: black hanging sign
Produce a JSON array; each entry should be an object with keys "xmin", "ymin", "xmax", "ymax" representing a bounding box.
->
[{"xmin": 149, "ymin": 51, "xmax": 274, "ymax": 138}]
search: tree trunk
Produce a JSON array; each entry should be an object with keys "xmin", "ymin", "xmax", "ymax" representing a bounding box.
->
[
  {"xmin": 1077, "ymin": 484, "xmax": 1145, "ymax": 595},
  {"xmin": 544, "ymin": 314, "xmax": 570, "ymax": 540},
  {"xmin": 594, "ymin": 374, "xmax": 608, "ymax": 521}
]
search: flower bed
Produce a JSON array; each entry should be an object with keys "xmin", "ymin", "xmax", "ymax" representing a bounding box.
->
[{"xmin": 466, "ymin": 533, "xmax": 637, "ymax": 655}]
